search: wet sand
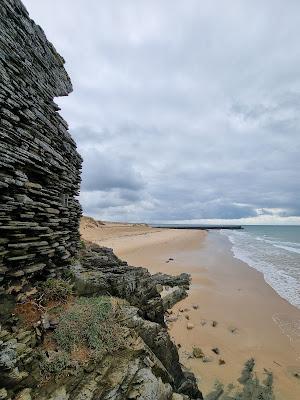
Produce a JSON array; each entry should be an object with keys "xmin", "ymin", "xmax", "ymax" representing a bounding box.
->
[{"xmin": 80, "ymin": 219, "xmax": 300, "ymax": 398}]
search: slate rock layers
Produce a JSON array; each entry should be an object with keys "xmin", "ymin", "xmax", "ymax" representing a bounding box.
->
[{"xmin": 0, "ymin": 0, "xmax": 82, "ymax": 292}]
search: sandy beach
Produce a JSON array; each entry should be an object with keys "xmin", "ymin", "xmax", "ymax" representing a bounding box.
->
[{"xmin": 80, "ymin": 217, "xmax": 300, "ymax": 399}]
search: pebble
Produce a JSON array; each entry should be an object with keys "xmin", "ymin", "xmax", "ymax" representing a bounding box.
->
[
  {"xmin": 212, "ymin": 347, "xmax": 220, "ymax": 355},
  {"xmin": 202, "ymin": 356, "xmax": 213, "ymax": 363},
  {"xmin": 228, "ymin": 326, "xmax": 238, "ymax": 334},
  {"xmin": 186, "ymin": 323, "xmax": 194, "ymax": 330},
  {"xmin": 219, "ymin": 359, "xmax": 226, "ymax": 365},
  {"xmin": 192, "ymin": 304, "xmax": 199, "ymax": 310},
  {"xmin": 212, "ymin": 320, "xmax": 218, "ymax": 327}
]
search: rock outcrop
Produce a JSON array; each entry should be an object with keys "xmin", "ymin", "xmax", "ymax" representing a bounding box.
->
[
  {"xmin": 0, "ymin": 0, "xmax": 82, "ymax": 294},
  {"xmin": 0, "ymin": 244, "xmax": 202, "ymax": 399},
  {"xmin": 71, "ymin": 242, "xmax": 202, "ymax": 399},
  {"xmin": 152, "ymin": 273, "xmax": 191, "ymax": 310},
  {"xmin": 72, "ymin": 243, "xmax": 165, "ymax": 324}
]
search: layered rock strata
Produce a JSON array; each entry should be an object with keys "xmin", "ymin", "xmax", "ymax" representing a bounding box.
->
[{"xmin": 0, "ymin": 0, "xmax": 82, "ymax": 293}]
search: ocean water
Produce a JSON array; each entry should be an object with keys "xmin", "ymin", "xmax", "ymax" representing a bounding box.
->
[{"xmin": 221, "ymin": 226, "xmax": 300, "ymax": 309}]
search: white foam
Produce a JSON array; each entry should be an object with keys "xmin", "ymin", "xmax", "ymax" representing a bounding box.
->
[
  {"xmin": 273, "ymin": 244, "xmax": 300, "ymax": 254},
  {"xmin": 221, "ymin": 229, "xmax": 300, "ymax": 309}
]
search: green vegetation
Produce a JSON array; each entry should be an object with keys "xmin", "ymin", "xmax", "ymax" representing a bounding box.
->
[
  {"xmin": 54, "ymin": 297, "xmax": 124, "ymax": 354},
  {"xmin": 39, "ymin": 296, "xmax": 126, "ymax": 378},
  {"xmin": 61, "ymin": 268, "xmax": 75, "ymax": 281},
  {"xmin": 39, "ymin": 278, "xmax": 73, "ymax": 303},
  {"xmin": 40, "ymin": 351, "xmax": 69, "ymax": 375}
]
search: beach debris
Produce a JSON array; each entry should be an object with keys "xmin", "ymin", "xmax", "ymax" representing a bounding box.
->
[
  {"xmin": 200, "ymin": 319, "xmax": 207, "ymax": 326},
  {"xmin": 212, "ymin": 347, "xmax": 220, "ymax": 355},
  {"xmin": 185, "ymin": 314, "xmax": 190, "ymax": 320},
  {"xmin": 179, "ymin": 307, "xmax": 190, "ymax": 313},
  {"xmin": 192, "ymin": 347, "xmax": 204, "ymax": 358},
  {"xmin": 166, "ymin": 257, "xmax": 174, "ymax": 263},
  {"xmin": 219, "ymin": 359, "xmax": 226, "ymax": 365},
  {"xmin": 202, "ymin": 356, "xmax": 213, "ymax": 363},
  {"xmin": 228, "ymin": 326, "xmax": 238, "ymax": 334},
  {"xmin": 293, "ymin": 372, "xmax": 300, "ymax": 379},
  {"xmin": 186, "ymin": 323, "xmax": 194, "ymax": 330},
  {"xmin": 273, "ymin": 360, "xmax": 281, "ymax": 367},
  {"xmin": 212, "ymin": 320, "xmax": 218, "ymax": 327},
  {"xmin": 192, "ymin": 304, "xmax": 199, "ymax": 310}
]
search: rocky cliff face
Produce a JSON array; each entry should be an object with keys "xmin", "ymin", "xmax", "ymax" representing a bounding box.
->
[
  {"xmin": 0, "ymin": 2, "xmax": 204, "ymax": 399},
  {"xmin": 0, "ymin": 0, "xmax": 82, "ymax": 294}
]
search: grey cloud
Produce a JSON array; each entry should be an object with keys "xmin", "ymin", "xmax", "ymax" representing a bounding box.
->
[
  {"xmin": 80, "ymin": 148, "xmax": 144, "ymax": 192},
  {"xmin": 23, "ymin": 0, "xmax": 300, "ymax": 223}
]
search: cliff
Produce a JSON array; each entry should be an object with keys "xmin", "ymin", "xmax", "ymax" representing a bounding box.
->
[
  {"xmin": 0, "ymin": 0, "xmax": 82, "ymax": 294},
  {"xmin": 0, "ymin": 2, "xmax": 203, "ymax": 399}
]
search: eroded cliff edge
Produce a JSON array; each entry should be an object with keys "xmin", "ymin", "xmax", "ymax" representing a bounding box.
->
[{"xmin": 0, "ymin": 1, "xmax": 202, "ymax": 399}]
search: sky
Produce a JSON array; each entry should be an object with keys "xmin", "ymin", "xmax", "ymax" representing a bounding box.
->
[{"xmin": 24, "ymin": 0, "xmax": 300, "ymax": 224}]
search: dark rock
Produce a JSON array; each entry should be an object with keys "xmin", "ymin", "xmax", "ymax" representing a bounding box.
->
[
  {"xmin": 212, "ymin": 347, "xmax": 220, "ymax": 355},
  {"xmin": 152, "ymin": 272, "xmax": 191, "ymax": 289},
  {"xmin": 162, "ymin": 286, "xmax": 188, "ymax": 310},
  {"xmin": 123, "ymin": 306, "xmax": 203, "ymax": 399},
  {"xmin": 72, "ymin": 243, "xmax": 165, "ymax": 324},
  {"xmin": 0, "ymin": 0, "xmax": 82, "ymax": 294}
]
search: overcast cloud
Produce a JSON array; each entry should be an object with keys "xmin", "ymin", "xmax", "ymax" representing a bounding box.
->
[{"xmin": 24, "ymin": 0, "xmax": 300, "ymax": 223}]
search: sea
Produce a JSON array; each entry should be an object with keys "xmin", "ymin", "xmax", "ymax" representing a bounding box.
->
[{"xmin": 221, "ymin": 226, "xmax": 300, "ymax": 310}]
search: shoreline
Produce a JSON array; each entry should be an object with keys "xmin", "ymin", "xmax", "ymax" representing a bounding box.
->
[{"xmin": 80, "ymin": 220, "xmax": 300, "ymax": 398}]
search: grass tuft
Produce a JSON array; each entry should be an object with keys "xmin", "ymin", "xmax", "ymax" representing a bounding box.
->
[
  {"xmin": 40, "ymin": 278, "xmax": 73, "ymax": 304},
  {"xmin": 39, "ymin": 296, "xmax": 126, "ymax": 378},
  {"xmin": 54, "ymin": 297, "xmax": 123, "ymax": 354},
  {"xmin": 40, "ymin": 350, "xmax": 70, "ymax": 376}
]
